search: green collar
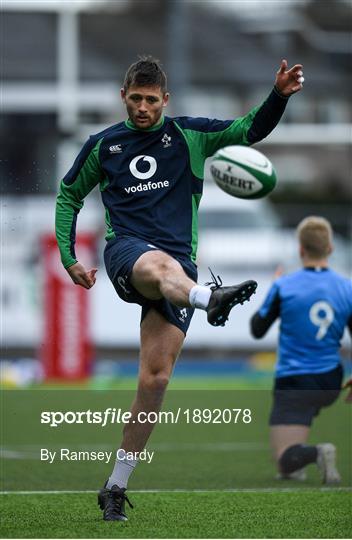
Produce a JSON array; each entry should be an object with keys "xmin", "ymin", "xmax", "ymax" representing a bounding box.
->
[{"xmin": 125, "ymin": 116, "xmax": 165, "ymax": 132}]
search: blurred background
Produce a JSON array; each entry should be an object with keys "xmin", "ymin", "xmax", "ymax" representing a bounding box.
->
[{"xmin": 1, "ymin": 0, "xmax": 351, "ymax": 386}]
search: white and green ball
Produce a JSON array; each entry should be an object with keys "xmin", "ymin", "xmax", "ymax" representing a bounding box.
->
[{"xmin": 210, "ymin": 145, "xmax": 277, "ymax": 199}]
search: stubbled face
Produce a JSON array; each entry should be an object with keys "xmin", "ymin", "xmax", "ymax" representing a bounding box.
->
[{"xmin": 121, "ymin": 85, "xmax": 169, "ymax": 129}]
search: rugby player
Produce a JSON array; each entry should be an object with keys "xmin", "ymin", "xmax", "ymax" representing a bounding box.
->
[
  {"xmin": 251, "ymin": 217, "xmax": 352, "ymax": 483},
  {"xmin": 55, "ymin": 56, "xmax": 304, "ymax": 520}
]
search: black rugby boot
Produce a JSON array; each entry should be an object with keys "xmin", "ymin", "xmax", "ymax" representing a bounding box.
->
[
  {"xmin": 98, "ymin": 482, "xmax": 133, "ymax": 521},
  {"xmin": 206, "ymin": 269, "xmax": 257, "ymax": 327}
]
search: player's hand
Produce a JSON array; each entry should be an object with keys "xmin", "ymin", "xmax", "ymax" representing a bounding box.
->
[
  {"xmin": 342, "ymin": 378, "xmax": 352, "ymax": 403},
  {"xmin": 66, "ymin": 262, "xmax": 98, "ymax": 289},
  {"xmin": 275, "ymin": 59, "xmax": 304, "ymax": 96}
]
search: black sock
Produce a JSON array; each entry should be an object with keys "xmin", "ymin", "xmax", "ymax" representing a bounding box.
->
[{"xmin": 279, "ymin": 444, "xmax": 318, "ymax": 474}]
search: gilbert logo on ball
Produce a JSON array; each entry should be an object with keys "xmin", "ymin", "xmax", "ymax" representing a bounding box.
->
[{"xmin": 210, "ymin": 145, "xmax": 277, "ymax": 199}]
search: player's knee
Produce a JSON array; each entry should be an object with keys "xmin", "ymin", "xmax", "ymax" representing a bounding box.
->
[
  {"xmin": 153, "ymin": 258, "xmax": 176, "ymax": 285},
  {"xmin": 140, "ymin": 371, "xmax": 170, "ymax": 394},
  {"xmin": 136, "ymin": 254, "xmax": 174, "ymax": 287},
  {"xmin": 279, "ymin": 444, "xmax": 318, "ymax": 474},
  {"xmin": 153, "ymin": 372, "xmax": 170, "ymax": 393}
]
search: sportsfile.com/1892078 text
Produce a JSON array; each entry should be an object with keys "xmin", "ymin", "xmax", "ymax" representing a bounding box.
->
[{"xmin": 40, "ymin": 408, "xmax": 253, "ymax": 427}]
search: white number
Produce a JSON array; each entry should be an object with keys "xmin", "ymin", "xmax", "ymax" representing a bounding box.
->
[{"xmin": 309, "ymin": 301, "xmax": 334, "ymax": 340}]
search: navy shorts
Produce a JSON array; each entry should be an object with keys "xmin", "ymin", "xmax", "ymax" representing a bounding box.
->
[
  {"xmin": 270, "ymin": 364, "xmax": 343, "ymax": 427},
  {"xmin": 104, "ymin": 235, "xmax": 198, "ymax": 335}
]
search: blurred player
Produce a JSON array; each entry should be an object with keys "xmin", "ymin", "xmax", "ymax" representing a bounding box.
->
[
  {"xmin": 251, "ymin": 216, "xmax": 352, "ymax": 483},
  {"xmin": 55, "ymin": 56, "xmax": 304, "ymax": 520}
]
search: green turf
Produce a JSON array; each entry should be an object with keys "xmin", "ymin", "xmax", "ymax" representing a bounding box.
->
[
  {"xmin": 2, "ymin": 388, "xmax": 351, "ymax": 491},
  {"xmin": 1, "ymin": 491, "xmax": 351, "ymax": 538},
  {"xmin": 1, "ymin": 374, "xmax": 274, "ymax": 391},
  {"xmin": 1, "ymin": 381, "xmax": 351, "ymax": 537}
]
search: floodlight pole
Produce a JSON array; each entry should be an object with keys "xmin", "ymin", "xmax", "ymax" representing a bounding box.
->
[
  {"xmin": 57, "ymin": 7, "xmax": 79, "ymax": 134},
  {"xmin": 56, "ymin": 7, "xmax": 80, "ymax": 181}
]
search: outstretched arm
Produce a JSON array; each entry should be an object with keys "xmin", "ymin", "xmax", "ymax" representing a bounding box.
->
[
  {"xmin": 185, "ymin": 59, "xmax": 305, "ymax": 158},
  {"xmin": 244, "ymin": 58, "xmax": 304, "ymax": 146}
]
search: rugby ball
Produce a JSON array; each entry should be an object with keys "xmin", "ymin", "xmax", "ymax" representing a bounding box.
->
[{"xmin": 210, "ymin": 145, "xmax": 277, "ymax": 199}]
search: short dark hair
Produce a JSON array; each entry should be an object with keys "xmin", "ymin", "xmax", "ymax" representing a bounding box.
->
[
  {"xmin": 297, "ymin": 216, "xmax": 333, "ymax": 259},
  {"xmin": 123, "ymin": 55, "xmax": 167, "ymax": 93}
]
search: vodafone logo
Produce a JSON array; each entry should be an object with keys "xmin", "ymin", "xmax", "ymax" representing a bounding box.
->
[{"xmin": 129, "ymin": 155, "xmax": 157, "ymax": 180}]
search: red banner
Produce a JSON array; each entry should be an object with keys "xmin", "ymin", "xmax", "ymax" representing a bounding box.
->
[{"xmin": 40, "ymin": 233, "xmax": 95, "ymax": 380}]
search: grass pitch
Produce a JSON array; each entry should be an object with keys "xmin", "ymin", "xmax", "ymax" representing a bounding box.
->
[
  {"xmin": 1, "ymin": 377, "xmax": 351, "ymax": 538},
  {"xmin": 1, "ymin": 490, "xmax": 351, "ymax": 538}
]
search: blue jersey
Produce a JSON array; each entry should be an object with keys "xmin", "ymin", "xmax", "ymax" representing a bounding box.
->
[
  {"xmin": 56, "ymin": 88, "xmax": 289, "ymax": 268},
  {"xmin": 251, "ymin": 268, "xmax": 352, "ymax": 377}
]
